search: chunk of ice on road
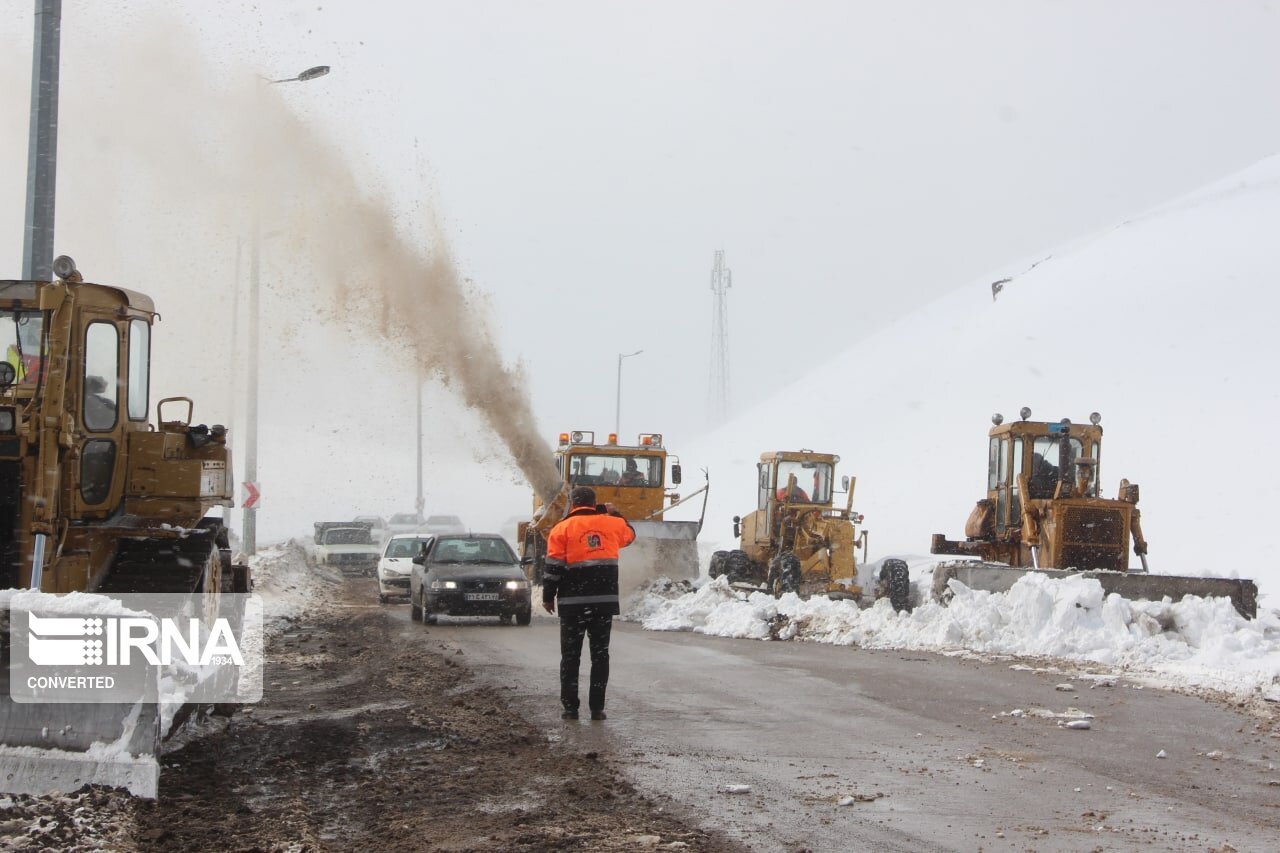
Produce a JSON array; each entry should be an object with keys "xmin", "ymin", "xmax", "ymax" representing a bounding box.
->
[
  {"xmin": 1061, "ymin": 719, "xmax": 1092, "ymax": 730},
  {"xmin": 836, "ymin": 795, "xmax": 855, "ymax": 807},
  {"xmin": 1156, "ymin": 749, "xmax": 1168, "ymax": 759},
  {"xmin": 1055, "ymin": 683, "xmax": 1075, "ymax": 692},
  {"xmin": 723, "ymin": 784, "xmax": 752, "ymax": 794}
]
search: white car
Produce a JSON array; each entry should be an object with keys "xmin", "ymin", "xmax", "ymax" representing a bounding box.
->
[
  {"xmin": 315, "ymin": 526, "xmax": 381, "ymax": 576},
  {"xmin": 377, "ymin": 533, "xmax": 433, "ymax": 603}
]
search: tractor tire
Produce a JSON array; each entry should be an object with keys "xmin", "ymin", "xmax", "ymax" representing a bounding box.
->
[
  {"xmin": 724, "ymin": 550, "xmax": 754, "ymax": 584},
  {"xmin": 708, "ymin": 550, "xmax": 729, "ymax": 579},
  {"xmin": 879, "ymin": 558, "xmax": 912, "ymax": 613},
  {"xmin": 770, "ymin": 552, "xmax": 802, "ymax": 597}
]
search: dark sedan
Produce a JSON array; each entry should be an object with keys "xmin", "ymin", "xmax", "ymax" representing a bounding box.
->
[{"xmin": 410, "ymin": 534, "xmax": 532, "ymax": 626}]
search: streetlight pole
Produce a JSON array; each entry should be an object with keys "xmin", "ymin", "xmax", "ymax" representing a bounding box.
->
[
  {"xmin": 415, "ymin": 368, "xmax": 424, "ymax": 522},
  {"xmin": 615, "ymin": 349, "xmax": 643, "ymax": 438},
  {"xmin": 242, "ymin": 64, "xmax": 330, "ymax": 556}
]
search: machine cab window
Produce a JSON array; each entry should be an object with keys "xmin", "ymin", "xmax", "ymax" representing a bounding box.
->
[
  {"xmin": 567, "ymin": 454, "xmax": 661, "ymax": 487},
  {"xmin": 3, "ymin": 310, "xmax": 46, "ymax": 387},
  {"xmin": 774, "ymin": 460, "xmax": 832, "ymax": 504},
  {"xmin": 83, "ymin": 322, "xmax": 119, "ymax": 432},
  {"xmin": 1027, "ymin": 436, "xmax": 1097, "ymax": 498}
]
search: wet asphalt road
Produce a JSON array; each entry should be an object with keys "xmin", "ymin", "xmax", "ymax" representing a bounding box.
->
[{"xmin": 376, "ymin": 592, "xmax": 1278, "ymax": 851}]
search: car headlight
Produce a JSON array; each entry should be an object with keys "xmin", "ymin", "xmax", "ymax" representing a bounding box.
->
[
  {"xmin": 505, "ymin": 580, "xmax": 526, "ymax": 590},
  {"xmin": 430, "ymin": 580, "xmax": 457, "ymax": 590}
]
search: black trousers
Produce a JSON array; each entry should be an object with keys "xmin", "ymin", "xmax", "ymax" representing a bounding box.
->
[{"xmin": 560, "ymin": 614, "xmax": 612, "ymax": 713}]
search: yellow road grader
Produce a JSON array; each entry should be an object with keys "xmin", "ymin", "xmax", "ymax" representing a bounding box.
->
[
  {"xmin": 1, "ymin": 257, "xmax": 245, "ymax": 795},
  {"xmin": 518, "ymin": 430, "xmax": 708, "ymax": 588},
  {"xmin": 710, "ymin": 449, "xmax": 912, "ymax": 611},
  {"xmin": 931, "ymin": 409, "xmax": 1257, "ymax": 618}
]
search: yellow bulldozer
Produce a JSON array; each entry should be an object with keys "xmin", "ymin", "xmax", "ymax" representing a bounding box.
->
[
  {"xmin": 518, "ymin": 430, "xmax": 708, "ymax": 588},
  {"xmin": 930, "ymin": 409, "xmax": 1257, "ymax": 618},
  {"xmin": 709, "ymin": 449, "xmax": 911, "ymax": 611},
  {"xmin": 1, "ymin": 256, "xmax": 245, "ymax": 795}
]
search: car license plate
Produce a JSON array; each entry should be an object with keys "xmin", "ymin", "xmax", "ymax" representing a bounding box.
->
[{"xmin": 465, "ymin": 593, "xmax": 499, "ymax": 601}]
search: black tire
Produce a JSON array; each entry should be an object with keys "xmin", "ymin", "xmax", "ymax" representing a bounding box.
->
[
  {"xmin": 424, "ymin": 611, "xmax": 438, "ymax": 626},
  {"xmin": 500, "ymin": 612, "xmax": 514, "ymax": 625},
  {"xmin": 378, "ymin": 594, "xmax": 388, "ymax": 605},
  {"xmin": 770, "ymin": 552, "xmax": 801, "ymax": 597},
  {"xmin": 708, "ymin": 550, "xmax": 729, "ymax": 579},
  {"xmin": 516, "ymin": 607, "xmax": 532, "ymax": 626},
  {"xmin": 724, "ymin": 550, "xmax": 753, "ymax": 584},
  {"xmin": 879, "ymin": 558, "xmax": 912, "ymax": 613},
  {"xmin": 410, "ymin": 593, "xmax": 422, "ymax": 622}
]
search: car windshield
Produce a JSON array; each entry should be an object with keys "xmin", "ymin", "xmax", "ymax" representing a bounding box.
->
[
  {"xmin": 775, "ymin": 460, "xmax": 833, "ymax": 504},
  {"xmin": 428, "ymin": 538, "xmax": 516, "ymax": 565},
  {"xmin": 425, "ymin": 516, "xmax": 462, "ymax": 526},
  {"xmin": 385, "ymin": 537, "xmax": 430, "ymax": 558},
  {"xmin": 323, "ymin": 528, "xmax": 372, "ymax": 545},
  {"xmin": 389, "ymin": 514, "xmax": 419, "ymax": 525}
]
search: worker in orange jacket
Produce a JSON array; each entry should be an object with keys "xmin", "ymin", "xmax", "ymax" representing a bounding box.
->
[{"xmin": 543, "ymin": 485, "xmax": 636, "ymax": 721}]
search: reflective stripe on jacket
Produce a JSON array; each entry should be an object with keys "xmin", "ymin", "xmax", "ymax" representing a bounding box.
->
[{"xmin": 543, "ymin": 506, "xmax": 635, "ymax": 619}]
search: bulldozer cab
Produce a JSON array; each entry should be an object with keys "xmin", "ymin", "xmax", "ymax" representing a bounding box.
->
[{"xmin": 986, "ymin": 417, "xmax": 1101, "ymax": 535}]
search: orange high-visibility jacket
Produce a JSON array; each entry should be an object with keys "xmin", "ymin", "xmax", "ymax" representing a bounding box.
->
[{"xmin": 543, "ymin": 506, "xmax": 636, "ymax": 618}]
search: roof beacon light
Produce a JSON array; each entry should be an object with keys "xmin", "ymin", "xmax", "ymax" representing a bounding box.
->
[
  {"xmin": 1019, "ymin": 406, "xmax": 1032, "ymax": 421},
  {"xmin": 640, "ymin": 435, "xmax": 652, "ymax": 446},
  {"xmin": 607, "ymin": 433, "xmax": 618, "ymax": 445},
  {"xmin": 558, "ymin": 433, "xmax": 570, "ymax": 445},
  {"xmin": 1090, "ymin": 412, "xmax": 1102, "ymax": 425},
  {"xmin": 52, "ymin": 255, "xmax": 78, "ymax": 281},
  {"xmin": 992, "ymin": 413, "xmax": 1004, "ymax": 426}
]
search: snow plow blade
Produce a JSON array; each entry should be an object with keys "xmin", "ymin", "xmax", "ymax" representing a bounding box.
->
[
  {"xmin": 931, "ymin": 562, "xmax": 1258, "ymax": 620},
  {"xmin": 0, "ymin": 608, "xmax": 162, "ymax": 797},
  {"xmin": 619, "ymin": 520, "xmax": 700, "ymax": 589}
]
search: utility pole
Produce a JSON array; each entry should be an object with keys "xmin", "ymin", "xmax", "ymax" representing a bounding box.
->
[
  {"xmin": 22, "ymin": 0, "xmax": 62, "ymax": 280},
  {"xmin": 709, "ymin": 250, "xmax": 732, "ymax": 425}
]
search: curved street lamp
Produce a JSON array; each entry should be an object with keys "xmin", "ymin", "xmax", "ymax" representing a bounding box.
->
[
  {"xmin": 242, "ymin": 63, "xmax": 332, "ymax": 556},
  {"xmin": 616, "ymin": 349, "xmax": 644, "ymax": 438}
]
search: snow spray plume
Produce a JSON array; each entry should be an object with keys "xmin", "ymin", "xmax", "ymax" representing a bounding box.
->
[
  {"xmin": 248, "ymin": 94, "xmax": 564, "ymax": 504},
  {"xmin": 29, "ymin": 25, "xmax": 563, "ymax": 505}
]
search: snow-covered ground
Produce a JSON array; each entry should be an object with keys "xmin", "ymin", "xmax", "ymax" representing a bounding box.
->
[
  {"xmin": 687, "ymin": 153, "xmax": 1280, "ymax": 608},
  {"xmin": 628, "ymin": 571, "xmax": 1280, "ymax": 702}
]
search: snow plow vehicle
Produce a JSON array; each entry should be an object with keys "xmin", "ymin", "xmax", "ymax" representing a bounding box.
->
[
  {"xmin": 710, "ymin": 449, "xmax": 910, "ymax": 611},
  {"xmin": 518, "ymin": 430, "xmax": 708, "ymax": 587},
  {"xmin": 930, "ymin": 409, "xmax": 1257, "ymax": 618},
  {"xmin": 0, "ymin": 257, "xmax": 247, "ymax": 796}
]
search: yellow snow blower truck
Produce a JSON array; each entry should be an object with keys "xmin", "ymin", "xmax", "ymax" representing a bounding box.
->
[
  {"xmin": 0, "ymin": 256, "xmax": 246, "ymax": 796},
  {"xmin": 518, "ymin": 430, "xmax": 707, "ymax": 588},
  {"xmin": 930, "ymin": 409, "xmax": 1256, "ymax": 618},
  {"xmin": 709, "ymin": 449, "xmax": 910, "ymax": 611}
]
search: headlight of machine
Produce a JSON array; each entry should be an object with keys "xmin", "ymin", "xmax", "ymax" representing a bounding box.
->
[
  {"xmin": 505, "ymin": 580, "xmax": 526, "ymax": 590},
  {"xmin": 430, "ymin": 580, "xmax": 458, "ymax": 590}
]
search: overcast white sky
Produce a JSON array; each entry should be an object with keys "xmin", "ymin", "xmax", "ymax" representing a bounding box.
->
[{"xmin": 3, "ymin": 1, "xmax": 1280, "ymax": 535}]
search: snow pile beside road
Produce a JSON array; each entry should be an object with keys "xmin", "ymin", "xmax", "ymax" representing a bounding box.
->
[
  {"xmin": 636, "ymin": 574, "xmax": 1280, "ymax": 698},
  {"xmin": 251, "ymin": 540, "xmax": 323, "ymax": 625}
]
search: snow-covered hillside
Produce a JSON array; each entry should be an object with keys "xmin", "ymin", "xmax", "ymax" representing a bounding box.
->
[{"xmin": 692, "ymin": 154, "xmax": 1280, "ymax": 604}]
